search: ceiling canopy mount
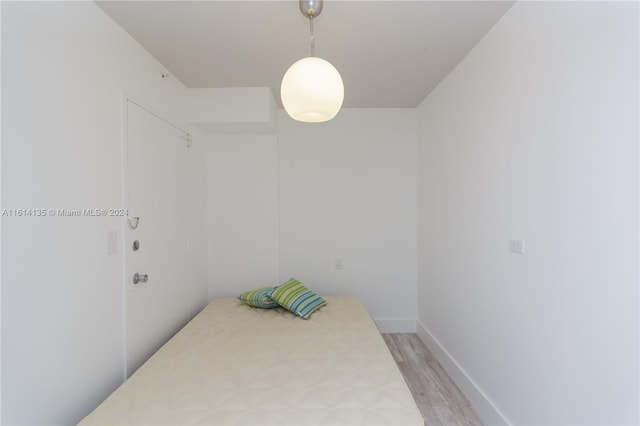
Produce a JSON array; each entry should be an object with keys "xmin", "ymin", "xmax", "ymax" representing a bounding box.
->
[{"xmin": 299, "ymin": 0, "xmax": 323, "ymax": 18}]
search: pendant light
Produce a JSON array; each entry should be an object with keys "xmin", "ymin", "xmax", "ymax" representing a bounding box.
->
[{"xmin": 281, "ymin": 0, "xmax": 344, "ymax": 123}]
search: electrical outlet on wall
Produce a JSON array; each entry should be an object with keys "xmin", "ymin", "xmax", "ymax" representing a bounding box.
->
[
  {"xmin": 334, "ymin": 258, "xmax": 344, "ymax": 271},
  {"xmin": 509, "ymin": 239, "xmax": 525, "ymax": 255}
]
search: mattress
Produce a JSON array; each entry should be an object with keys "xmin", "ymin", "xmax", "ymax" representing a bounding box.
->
[{"xmin": 80, "ymin": 296, "xmax": 423, "ymax": 425}]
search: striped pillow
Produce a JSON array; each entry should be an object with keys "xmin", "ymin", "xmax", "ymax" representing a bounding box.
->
[
  {"xmin": 237, "ymin": 286, "xmax": 279, "ymax": 308},
  {"xmin": 268, "ymin": 278, "xmax": 327, "ymax": 319}
]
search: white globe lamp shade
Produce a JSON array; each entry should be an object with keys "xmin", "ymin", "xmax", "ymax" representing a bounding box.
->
[{"xmin": 281, "ymin": 56, "xmax": 344, "ymax": 123}]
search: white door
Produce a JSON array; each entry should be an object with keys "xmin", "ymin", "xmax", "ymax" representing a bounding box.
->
[{"xmin": 125, "ymin": 100, "xmax": 190, "ymax": 376}]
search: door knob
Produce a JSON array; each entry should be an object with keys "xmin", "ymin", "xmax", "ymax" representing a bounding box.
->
[{"xmin": 132, "ymin": 273, "xmax": 148, "ymax": 284}]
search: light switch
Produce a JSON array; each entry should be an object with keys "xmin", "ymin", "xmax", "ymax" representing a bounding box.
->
[
  {"xmin": 509, "ymin": 239, "xmax": 525, "ymax": 255},
  {"xmin": 107, "ymin": 230, "xmax": 118, "ymax": 255},
  {"xmin": 334, "ymin": 258, "xmax": 344, "ymax": 270}
]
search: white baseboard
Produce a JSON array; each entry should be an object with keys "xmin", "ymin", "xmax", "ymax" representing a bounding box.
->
[
  {"xmin": 374, "ymin": 317, "xmax": 417, "ymax": 333},
  {"xmin": 416, "ymin": 320, "xmax": 510, "ymax": 425}
]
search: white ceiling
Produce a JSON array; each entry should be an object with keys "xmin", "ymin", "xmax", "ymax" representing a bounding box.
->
[{"xmin": 97, "ymin": 1, "xmax": 514, "ymax": 108}]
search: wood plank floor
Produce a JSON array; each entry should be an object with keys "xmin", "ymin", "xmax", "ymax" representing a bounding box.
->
[{"xmin": 383, "ymin": 333, "xmax": 484, "ymax": 426}]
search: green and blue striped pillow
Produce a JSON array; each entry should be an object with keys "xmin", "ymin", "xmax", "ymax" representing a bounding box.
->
[
  {"xmin": 237, "ymin": 286, "xmax": 279, "ymax": 308},
  {"xmin": 268, "ymin": 278, "xmax": 327, "ymax": 319}
]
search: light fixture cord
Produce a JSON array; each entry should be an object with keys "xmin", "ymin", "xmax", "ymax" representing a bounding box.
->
[{"xmin": 309, "ymin": 16, "xmax": 315, "ymax": 57}]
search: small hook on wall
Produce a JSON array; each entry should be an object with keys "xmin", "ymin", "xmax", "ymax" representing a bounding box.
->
[{"xmin": 128, "ymin": 216, "xmax": 140, "ymax": 230}]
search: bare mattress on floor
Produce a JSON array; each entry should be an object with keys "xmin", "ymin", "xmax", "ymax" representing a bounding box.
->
[{"xmin": 80, "ymin": 296, "xmax": 423, "ymax": 425}]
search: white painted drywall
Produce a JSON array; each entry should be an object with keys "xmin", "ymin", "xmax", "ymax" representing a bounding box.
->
[
  {"xmin": 1, "ymin": 2, "xmax": 207, "ymax": 424},
  {"xmin": 278, "ymin": 109, "xmax": 418, "ymax": 331},
  {"xmin": 416, "ymin": 1, "xmax": 639, "ymax": 424},
  {"xmin": 0, "ymin": 3, "xmax": 3, "ymax": 420},
  {"xmin": 187, "ymin": 87, "xmax": 277, "ymax": 134},
  {"xmin": 205, "ymin": 134, "xmax": 281, "ymax": 298},
  {"xmin": 203, "ymin": 110, "xmax": 417, "ymax": 331}
]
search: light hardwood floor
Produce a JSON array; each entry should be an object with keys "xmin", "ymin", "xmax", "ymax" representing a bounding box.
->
[{"xmin": 383, "ymin": 333, "xmax": 484, "ymax": 426}]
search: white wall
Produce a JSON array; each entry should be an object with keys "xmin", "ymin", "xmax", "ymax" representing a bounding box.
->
[
  {"xmin": 205, "ymin": 134, "xmax": 280, "ymax": 298},
  {"xmin": 278, "ymin": 109, "xmax": 417, "ymax": 331},
  {"xmin": 416, "ymin": 2, "xmax": 639, "ymax": 425},
  {"xmin": 0, "ymin": 2, "xmax": 4, "ymax": 420},
  {"xmin": 188, "ymin": 87, "xmax": 277, "ymax": 134},
  {"xmin": 1, "ymin": 2, "xmax": 207, "ymax": 424},
  {"xmin": 204, "ymin": 109, "xmax": 417, "ymax": 330}
]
